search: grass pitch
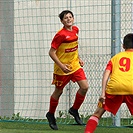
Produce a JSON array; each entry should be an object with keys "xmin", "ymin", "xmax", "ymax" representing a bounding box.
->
[{"xmin": 0, "ymin": 121, "xmax": 133, "ymax": 133}]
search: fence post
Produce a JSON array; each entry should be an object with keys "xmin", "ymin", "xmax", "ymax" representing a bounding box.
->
[
  {"xmin": 111, "ymin": 0, "xmax": 121, "ymax": 126},
  {"xmin": 0, "ymin": 0, "xmax": 14, "ymax": 117},
  {"xmin": 111, "ymin": 108, "xmax": 121, "ymax": 126}
]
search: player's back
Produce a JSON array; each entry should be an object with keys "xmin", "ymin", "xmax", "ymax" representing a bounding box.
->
[{"xmin": 106, "ymin": 50, "xmax": 133, "ymax": 95}]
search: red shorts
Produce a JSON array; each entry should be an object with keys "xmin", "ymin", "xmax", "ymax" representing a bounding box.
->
[
  {"xmin": 103, "ymin": 93, "xmax": 133, "ymax": 115},
  {"xmin": 52, "ymin": 68, "xmax": 87, "ymax": 89}
]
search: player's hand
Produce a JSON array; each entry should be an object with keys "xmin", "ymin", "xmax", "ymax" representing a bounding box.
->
[
  {"xmin": 99, "ymin": 96, "xmax": 105, "ymax": 104},
  {"xmin": 61, "ymin": 64, "xmax": 72, "ymax": 73},
  {"xmin": 79, "ymin": 59, "xmax": 84, "ymax": 67}
]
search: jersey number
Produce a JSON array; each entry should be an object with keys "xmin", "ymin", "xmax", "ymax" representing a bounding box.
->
[{"xmin": 119, "ymin": 57, "xmax": 130, "ymax": 72}]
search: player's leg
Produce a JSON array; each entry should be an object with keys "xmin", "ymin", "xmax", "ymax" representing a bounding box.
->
[
  {"xmin": 46, "ymin": 74, "xmax": 71, "ymax": 130},
  {"xmin": 46, "ymin": 87, "xmax": 63, "ymax": 130},
  {"xmin": 72, "ymin": 79, "xmax": 88, "ymax": 110},
  {"xmin": 85, "ymin": 107, "xmax": 105, "ymax": 133},
  {"xmin": 69, "ymin": 68, "xmax": 89, "ymax": 125},
  {"xmin": 85, "ymin": 94, "xmax": 123, "ymax": 133},
  {"xmin": 125, "ymin": 95, "xmax": 133, "ymax": 115}
]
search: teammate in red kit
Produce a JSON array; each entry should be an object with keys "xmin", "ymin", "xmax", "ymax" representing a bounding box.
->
[
  {"xmin": 85, "ymin": 33, "xmax": 133, "ymax": 133},
  {"xmin": 46, "ymin": 10, "xmax": 89, "ymax": 130}
]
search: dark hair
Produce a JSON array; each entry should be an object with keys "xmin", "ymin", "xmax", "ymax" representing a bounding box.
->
[
  {"xmin": 58, "ymin": 10, "xmax": 74, "ymax": 20},
  {"xmin": 123, "ymin": 33, "xmax": 133, "ymax": 49}
]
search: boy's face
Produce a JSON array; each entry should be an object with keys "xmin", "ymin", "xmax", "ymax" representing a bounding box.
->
[{"xmin": 61, "ymin": 13, "xmax": 74, "ymax": 27}]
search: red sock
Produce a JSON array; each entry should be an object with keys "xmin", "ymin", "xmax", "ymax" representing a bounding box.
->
[
  {"xmin": 84, "ymin": 116, "xmax": 99, "ymax": 133},
  {"xmin": 73, "ymin": 92, "xmax": 85, "ymax": 109},
  {"xmin": 49, "ymin": 96, "xmax": 59, "ymax": 114}
]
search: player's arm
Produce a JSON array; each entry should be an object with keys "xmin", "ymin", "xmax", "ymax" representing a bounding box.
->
[
  {"xmin": 101, "ymin": 70, "xmax": 111, "ymax": 97},
  {"xmin": 99, "ymin": 69, "xmax": 111, "ymax": 105},
  {"xmin": 101, "ymin": 60, "xmax": 112, "ymax": 98},
  {"xmin": 49, "ymin": 47, "xmax": 71, "ymax": 73},
  {"xmin": 78, "ymin": 55, "xmax": 84, "ymax": 67},
  {"xmin": 93, "ymin": 70, "xmax": 110, "ymax": 118},
  {"xmin": 94, "ymin": 64, "xmax": 111, "ymax": 117}
]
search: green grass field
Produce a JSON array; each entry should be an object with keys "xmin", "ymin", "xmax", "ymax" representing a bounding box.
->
[{"xmin": 0, "ymin": 121, "xmax": 133, "ymax": 133}]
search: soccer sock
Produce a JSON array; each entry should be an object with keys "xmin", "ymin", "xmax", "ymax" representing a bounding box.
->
[
  {"xmin": 84, "ymin": 116, "xmax": 99, "ymax": 133},
  {"xmin": 49, "ymin": 96, "xmax": 59, "ymax": 114},
  {"xmin": 72, "ymin": 92, "xmax": 85, "ymax": 109}
]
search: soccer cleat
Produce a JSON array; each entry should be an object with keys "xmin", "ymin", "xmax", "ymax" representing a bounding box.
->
[
  {"xmin": 69, "ymin": 107, "xmax": 84, "ymax": 125},
  {"xmin": 46, "ymin": 112, "xmax": 58, "ymax": 130}
]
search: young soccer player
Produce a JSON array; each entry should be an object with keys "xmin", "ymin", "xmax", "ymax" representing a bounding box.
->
[
  {"xmin": 85, "ymin": 33, "xmax": 133, "ymax": 133},
  {"xmin": 46, "ymin": 10, "xmax": 89, "ymax": 130}
]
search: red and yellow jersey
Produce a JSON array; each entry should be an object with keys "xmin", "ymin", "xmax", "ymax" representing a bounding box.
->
[
  {"xmin": 105, "ymin": 50, "xmax": 133, "ymax": 95},
  {"xmin": 51, "ymin": 26, "xmax": 81, "ymax": 75}
]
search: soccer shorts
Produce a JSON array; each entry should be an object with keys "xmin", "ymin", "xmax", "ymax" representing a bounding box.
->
[
  {"xmin": 52, "ymin": 68, "xmax": 87, "ymax": 90},
  {"xmin": 103, "ymin": 93, "xmax": 133, "ymax": 115}
]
